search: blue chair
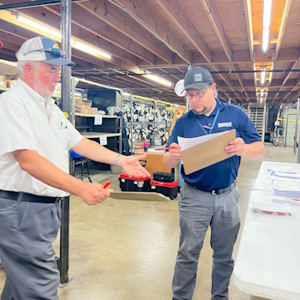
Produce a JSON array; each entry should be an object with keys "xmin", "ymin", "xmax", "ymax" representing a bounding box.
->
[{"xmin": 70, "ymin": 150, "xmax": 92, "ymax": 182}]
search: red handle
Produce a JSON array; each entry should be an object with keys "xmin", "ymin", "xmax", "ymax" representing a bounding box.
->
[{"xmin": 103, "ymin": 179, "xmax": 112, "ymax": 189}]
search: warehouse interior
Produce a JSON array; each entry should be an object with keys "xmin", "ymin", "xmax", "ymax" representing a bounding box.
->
[{"xmin": 0, "ymin": 0, "xmax": 300, "ymax": 299}]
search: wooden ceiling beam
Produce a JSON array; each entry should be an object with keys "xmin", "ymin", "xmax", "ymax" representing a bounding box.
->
[
  {"xmin": 273, "ymin": 61, "xmax": 298, "ymax": 100},
  {"xmin": 269, "ymin": 0, "xmax": 293, "ymax": 100},
  {"xmin": 146, "ymin": 0, "xmax": 239, "ymax": 100},
  {"xmin": 282, "ymin": 76, "xmax": 300, "ymax": 101},
  {"xmin": 44, "ymin": 5, "xmax": 156, "ymax": 66},
  {"xmin": 274, "ymin": 0, "xmax": 293, "ymax": 60},
  {"xmin": 139, "ymin": 47, "xmax": 300, "ymax": 68},
  {"xmin": 191, "ymin": 0, "xmax": 248, "ymax": 100},
  {"xmin": 242, "ymin": 0, "xmax": 254, "ymax": 61},
  {"xmin": 109, "ymin": 0, "xmax": 190, "ymax": 63},
  {"xmin": 201, "ymin": 0, "xmax": 232, "ymax": 62},
  {"xmin": 154, "ymin": 0, "xmax": 211, "ymax": 62},
  {"xmin": 49, "ymin": 5, "xmax": 182, "ymax": 80},
  {"xmin": 18, "ymin": 7, "xmax": 133, "ymax": 67},
  {"xmin": 78, "ymin": 0, "xmax": 176, "ymax": 64},
  {"xmin": 242, "ymin": 0, "xmax": 257, "ymax": 101}
]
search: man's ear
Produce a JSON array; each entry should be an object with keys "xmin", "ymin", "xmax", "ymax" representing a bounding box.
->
[
  {"xmin": 24, "ymin": 63, "xmax": 34, "ymax": 76},
  {"xmin": 210, "ymin": 82, "xmax": 217, "ymax": 93}
]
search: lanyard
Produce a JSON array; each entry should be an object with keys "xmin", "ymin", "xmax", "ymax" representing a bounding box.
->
[{"xmin": 197, "ymin": 108, "xmax": 220, "ymax": 135}]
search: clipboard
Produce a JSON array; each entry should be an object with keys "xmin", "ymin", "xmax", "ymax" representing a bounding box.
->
[
  {"xmin": 181, "ymin": 129, "xmax": 236, "ymax": 175},
  {"xmin": 110, "ymin": 192, "xmax": 171, "ymax": 202}
]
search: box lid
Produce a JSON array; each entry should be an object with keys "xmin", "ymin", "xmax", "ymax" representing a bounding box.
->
[
  {"xmin": 150, "ymin": 180, "xmax": 178, "ymax": 188},
  {"xmin": 119, "ymin": 173, "xmax": 151, "ymax": 181}
]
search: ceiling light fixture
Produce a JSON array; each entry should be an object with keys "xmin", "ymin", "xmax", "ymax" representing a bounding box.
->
[
  {"xmin": 260, "ymin": 89, "xmax": 264, "ymax": 97},
  {"xmin": 142, "ymin": 73, "xmax": 173, "ymax": 88},
  {"xmin": 0, "ymin": 11, "xmax": 111, "ymax": 61},
  {"xmin": 131, "ymin": 67, "xmax": 173, "ymax": 88},
  {"xmin": 261, "ymin": 67, "xmax": 266, "ymax": 85},
  {"xmin": 18, "ymin": 16, "xmax": 111, "ymax": 60},
  {"xmin": 77, "ymin": 77, "xmax": 120, "ymax": 90},
  {"xmin": 18, "ymin": 15, "xmax": 61, "ymax": 39},
  {"xmin": 0, "ymin": 59, "xmax": 17, "ymax": 67},
  {"xmin": 71, "ymin": 40, "xmax": 111, "ymax": 60},
  {"xmin": 262, "ymin": 0, "xmax": 272, "ymax": 52}
]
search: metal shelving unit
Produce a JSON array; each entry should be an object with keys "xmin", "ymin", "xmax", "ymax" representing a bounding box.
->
[
  {"xmin": 122, "ymin": 95, "xmax": 173, "ymax": 153},
  {"xmin": 75, "ymin": 114, "xmax": 122, "ymax": 153},
  {"xmin": 248, "ymin": 103, "xmax": 266, "ymax": 142}
]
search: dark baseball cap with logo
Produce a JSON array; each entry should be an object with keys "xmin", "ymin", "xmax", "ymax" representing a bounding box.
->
[
  {"xmin": 16, "ymin": 36, "xmax": 74, "ymax": 66},
  {"xmin": 183, "ymin": 67, "xmax": 214, "ymax": 91}
]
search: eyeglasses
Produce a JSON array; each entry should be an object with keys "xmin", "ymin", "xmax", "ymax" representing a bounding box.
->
[{"xmin": 186, "ymin": 86, "xmax": 210, "ymax": 99}]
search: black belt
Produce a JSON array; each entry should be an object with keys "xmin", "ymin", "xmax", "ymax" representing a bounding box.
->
[
  {"xmin": 0, "ymin": 190, "xmax": 59, "ymax": 204},
  {"xmin": 210, "ymin": 182, "xmax": 236, "ymax": 195},
  {"xmin": 196, "ymin": 181, "xmax": 236, "ymax": 195}
]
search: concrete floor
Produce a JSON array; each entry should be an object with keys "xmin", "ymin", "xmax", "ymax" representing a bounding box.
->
[{"xmin": 0, "ymin": 144, "xmax": 297, "ymax": 299}]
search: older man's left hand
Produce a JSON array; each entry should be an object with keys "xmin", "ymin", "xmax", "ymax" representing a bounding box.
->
[
  {"xmin": 224, "ymin": 137, "xmax": 247, "ymax": 157},
  {"xmin": 119, "ymin": 154, "xmax": 151, "ymax": 177}
]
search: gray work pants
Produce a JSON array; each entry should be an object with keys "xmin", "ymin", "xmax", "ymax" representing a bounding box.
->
[
  {"xmin": 0, "ymin": 196, "xmax": 61, "ymax": 300},
  {"xmin": 172, "ymin": 183, "xmax": 240, "ymax": 300}
]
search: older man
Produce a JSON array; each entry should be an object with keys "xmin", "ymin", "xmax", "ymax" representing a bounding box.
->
[
  {"xmin": 164, "ymin": 67, "xmax": 265, "ymax": 300},
  {"xmin": 0, "ymin": 36, "xmax": 149, "ymax": 300}
]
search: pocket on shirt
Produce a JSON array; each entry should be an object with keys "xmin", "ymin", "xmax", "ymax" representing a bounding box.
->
[{"xmin": 56, "ymin": 128, "xmax": 68, "ymax": 151}]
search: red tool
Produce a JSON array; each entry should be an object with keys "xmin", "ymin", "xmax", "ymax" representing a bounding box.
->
[{"xmin": 103, "ymin": 179, "xmax": 112, "ymax": 189}]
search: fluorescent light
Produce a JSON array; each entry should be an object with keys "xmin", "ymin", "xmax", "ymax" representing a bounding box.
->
[
  {"xmin": 11, "ymin": 14, "xmax": 112, "ymax": 61},
  {"xmin": 77, "ymin": 77, "xmax": 120, "ymax": 90},
  {"xmin": 18, "ymin": 15, "xmax": 61, "ymax": 39},
  {"xmin": 122, "ymin": 92, "xmax": 132, "ymax": 96},
  {"xmin": 261, "ymin": 68, "xmax": 266, "ymax": 85},
  {"xmin": 142, "ymin": 74, "xmax": 172, "ymax": 88},
  {"xmin": 260, "ymin": 89, "xmax": 264, "ymax": 97},
  {"xmin": 130, "ymin": 67, "xmax": 173, "ymax": 88},
  {"xmin": 262, "ymin": 0, "xmax": 272, "ymax": 52},
  {"xmin": 0, "ymin": 59, "xmax": 17, "ymax": 67},
  {"xmin": 71, "ymin": 40, "xmax": 111, "ymax": 60}
]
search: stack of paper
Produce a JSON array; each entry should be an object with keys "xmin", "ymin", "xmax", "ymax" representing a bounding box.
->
[{"xmin": 268, "ymin": 169, "xmax": 300, "ymax": 205}]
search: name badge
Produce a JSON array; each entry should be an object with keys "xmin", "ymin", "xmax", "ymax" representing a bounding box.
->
[{"xmin": 218, "ymin": 122, "xmax": 232, "ymax": 128}]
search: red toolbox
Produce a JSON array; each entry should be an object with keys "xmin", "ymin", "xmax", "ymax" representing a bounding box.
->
[
  {"xmin": 119, "ymin": 173, "xmax": 151, "ymax": 192},
  {"xmin": 150, "ymin": 180, "xmax": 178, "ymax": 200}
]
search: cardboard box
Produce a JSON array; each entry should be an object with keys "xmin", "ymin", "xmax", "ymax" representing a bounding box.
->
[{"xmin": 135, "ymin": 150, "xmax": 172, "ymax": 177}]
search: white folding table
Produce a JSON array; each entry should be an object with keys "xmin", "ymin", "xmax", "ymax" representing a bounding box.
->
[{"xmin": 233, "ymin": 161, "xmax": 300, "ymax": 300}]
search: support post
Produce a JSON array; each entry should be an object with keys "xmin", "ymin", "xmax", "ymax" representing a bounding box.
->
[
  {"xmin": 59, "ymin": 0, "xmax": 72, "ymax": 285},
  {"xmin": 294, "ymin": 99, "xmax": 299, "ymax": 155}
]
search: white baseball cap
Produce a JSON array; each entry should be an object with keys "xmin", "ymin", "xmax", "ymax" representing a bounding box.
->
[{"xmin": 16, "ymin": 36, "xmax": 74, "ymax": 66}]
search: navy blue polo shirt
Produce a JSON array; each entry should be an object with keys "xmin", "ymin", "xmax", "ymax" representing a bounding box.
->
[{"xmin": 168, "ymin": 100, "xmax": 260, "ymax": 191}]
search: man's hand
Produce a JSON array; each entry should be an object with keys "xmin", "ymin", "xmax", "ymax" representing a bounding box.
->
[
  {"xmin": 119, "ymin": 154, "xmax": 151, "ymax": 177},
  {"xmin": 224, "ymin": 138, "xmax": 247, "ymax": 156},
  {"xmin": 78, "ymin": 182, "xmax": 113, "ymax": 205},
  {"xmin": 163, "ymin": 143, "xmax": 182, "ymax": 167}
]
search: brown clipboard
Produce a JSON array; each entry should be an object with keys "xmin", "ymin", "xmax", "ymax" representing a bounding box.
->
[
  {"xmin": 110, "ymin": 192, "xmax": 171, "ymax": 202},
  {"xmin": 181, "ymin": 129, "xmax": 236, "ymax": 175}
]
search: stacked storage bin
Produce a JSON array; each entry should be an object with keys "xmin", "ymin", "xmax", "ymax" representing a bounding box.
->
[{"xmin": 150, "ymin": 172, "xmax": 178, "ymax": 200}]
